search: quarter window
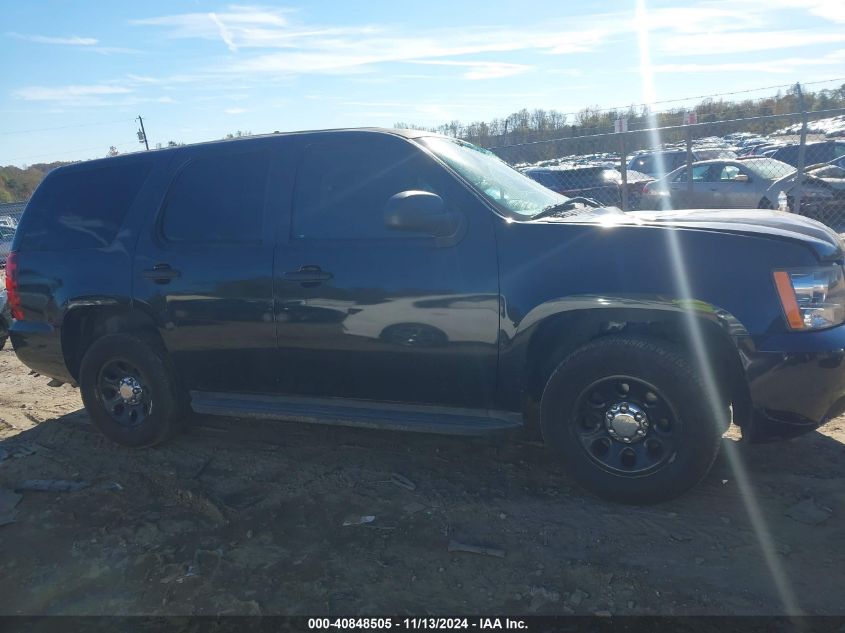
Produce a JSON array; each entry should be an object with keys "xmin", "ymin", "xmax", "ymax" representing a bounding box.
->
[{"xmin": 17, "ymin": 160, "xmax": 153, "ymax": 251}]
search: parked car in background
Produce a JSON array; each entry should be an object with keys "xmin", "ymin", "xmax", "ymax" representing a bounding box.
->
[
  {"xmin": 523, "ymin": 165, "xmax": 653, "ymax": 209},
  {"xmin": 640, "ymin": 158, "xmax": 836, "ymax": 211},
  {"xmin": 768, "ymin": 140, "xmax": 845, "ymax": 168},
  {"xmin": 0, "ymin": 288, "xmax": 10, "ymax": 350},
  {"xmin": 628, "ymin": 148, "xmax": 736, "ymax": 177},
  {"xmin": 1, "ymin": 225, "xmax": 16, "ymax": 269},
  {"xmin": 808, "ymin": 155, "xmax": 845, "ymax": 174}
]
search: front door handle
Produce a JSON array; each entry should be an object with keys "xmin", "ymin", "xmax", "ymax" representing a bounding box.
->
[
  {"xmin": 282, "ymin": 265, "xmax": 333, "ymax": 285},
  {"xmin": 143, "ymin": 263, "xmax": 181, "ymax": 284}
]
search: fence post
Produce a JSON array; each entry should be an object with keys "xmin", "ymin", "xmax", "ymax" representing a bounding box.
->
[
  {"xmin": 685, "ymin": 124, "xmax": 693, "ymax": 196},
  {"xmin": 619, "ymin": 131, "xmax": 628, "ymax": 211},
  {"xmin": 793, "ymin": 84, "xmax": 808, "ymax": 215}
]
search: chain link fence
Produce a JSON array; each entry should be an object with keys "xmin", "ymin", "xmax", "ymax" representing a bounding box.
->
[{"xmin": 481, "ymin": 107, "xmax": 845, "ymax": 232}]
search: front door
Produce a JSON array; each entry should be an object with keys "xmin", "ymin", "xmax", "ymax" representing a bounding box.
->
[
  {"xmin": 273, "ymin": 132, "xmax": 500, "ymax": 409},
  {"xmin": 133, "ymin": 141, "xmax": 283, "ymax": 394}
]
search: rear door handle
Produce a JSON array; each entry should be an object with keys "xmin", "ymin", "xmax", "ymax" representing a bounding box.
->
[
  {"xmin": 143, "ymin": 263, "xmax": 181, "ymax": 284},
  {"xmin": 282, "ymin": 265, "xmax": 333, "ymax": 285}
]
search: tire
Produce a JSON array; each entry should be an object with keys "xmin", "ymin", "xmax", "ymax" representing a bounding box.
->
[
  {"xmin": 79, "ymin": 333, "xmax": 184, "ymax": 447},
  {"xmin": 758, "ymin": 197, "xmax": 774, "ymax": 210},
  {"xmin": 540, "ymin": 335, "xmax": 723, "ymax": 504}
]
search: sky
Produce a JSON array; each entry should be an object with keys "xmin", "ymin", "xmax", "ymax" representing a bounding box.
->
[{"xmin": 1, "ymin": 0, "xmax": 844, "ymax": 166}]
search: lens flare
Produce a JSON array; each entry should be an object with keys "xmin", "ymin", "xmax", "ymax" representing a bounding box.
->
[{"xmin": 634, "ymin": 0, "xmax": 803, "ymax": 617}]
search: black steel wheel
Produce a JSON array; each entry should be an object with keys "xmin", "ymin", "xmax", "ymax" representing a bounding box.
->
[
  {"xmin": 96, "ymin": 358, "xmax": 152, "ymax": 428},
  {"xmin": 80, "ymin": 333, "xmax": 184, "ymax": 447},
  {"xmin": 574, "ymin": 376, "xmax": 679, "ymax": 476},
  {"xmin": 541, "ymin": 335, "xmax": 723, "ymax": 504}
]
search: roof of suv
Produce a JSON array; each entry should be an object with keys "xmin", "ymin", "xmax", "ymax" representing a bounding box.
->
[{"xmin": 48, "ymin": 127, "xmax": 443, "ymax": 173}]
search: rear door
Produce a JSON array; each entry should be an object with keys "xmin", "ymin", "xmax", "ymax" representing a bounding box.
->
[
  {"xmin": 667, "ymin": 164, "xmax": 712, "ymax": 208},
  {"xmin": 272, "ymin": 132, "xmax": 500, "ymax": 409},
  {"xmin": 133, "ymin": 140, "xmax": 283, "ymax": 394}
]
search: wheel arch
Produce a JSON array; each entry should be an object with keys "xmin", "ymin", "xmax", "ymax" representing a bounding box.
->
[
  {"xmin": 519, "ymin": 296, "xmax": 752, "ymax": 432},
  {"xmin": 60, "ymin": 301, "xmax": 164, "ymax": 382}
]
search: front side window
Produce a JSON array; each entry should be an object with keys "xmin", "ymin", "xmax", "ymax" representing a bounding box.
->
[
  {"xmin": 161, "ymin": 149, "xmax": 270, "ymax": 243},
  {"xmin": 292, "ymin": 136, "xmax": 444, "ymax": 240}
]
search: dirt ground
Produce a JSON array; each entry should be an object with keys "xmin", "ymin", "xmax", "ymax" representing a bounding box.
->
[{"xmin": 0, "ymin": 344, "xmax": 843, "ymax": 617}]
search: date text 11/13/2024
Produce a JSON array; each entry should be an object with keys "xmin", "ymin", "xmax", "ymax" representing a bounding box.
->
[{"xmin": 307, "ymin": 618, "xmax": 528, "ymax": 630}]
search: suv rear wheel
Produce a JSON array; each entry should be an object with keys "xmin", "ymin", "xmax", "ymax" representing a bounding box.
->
[
  {"xmin": 79, "ymin": 333, "xmax": 184, "ymax": 447},
  {"xmin": 541, "ymin": 335, "xmax": 723, "ymax": 504}
]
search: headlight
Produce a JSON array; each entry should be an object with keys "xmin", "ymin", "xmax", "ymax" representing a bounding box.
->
[{"xmin": 773, "ymin": 267, "xmax": 845, "ymax": 330}]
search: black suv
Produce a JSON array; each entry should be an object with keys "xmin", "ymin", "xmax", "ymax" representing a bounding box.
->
[
  {"xmin": 7, "ymin": 129, "xmax": 845, "ymax": 503},
  {"xmin": 769, "ymin": 140, "xmax": 845, "ymax": 168}
]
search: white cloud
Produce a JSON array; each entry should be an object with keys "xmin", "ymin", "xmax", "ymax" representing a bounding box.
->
[
  {"xmin": 210, "ymin": 12, "xmax": 238, "ymax": 52},
  {"xmin": 13, "ymin": 84, "xmax": 132, "ymax": 101},
  {"xmin": 224, "ymin": 107, "xmax": 247, "ymax": 114},
  {"xmin": 750, "ymin": 0, "xmax": 845, "ymax": 24},
  {"xmin": 8, "ymin": 32, "xmax": 98, "ymax": 46},
  {"xmin": 661, "ymin": 29, "xmax": 845, "ymax": 56},
  {"xmin": 652, "ymin": 49, "xmax": 845, "ymax": 74},
  {"xmin": 410, "ymin": 60, "xmax": 532, "ymax": 80}
]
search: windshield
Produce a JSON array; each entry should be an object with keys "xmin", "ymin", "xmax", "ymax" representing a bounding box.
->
[
  {"xmin": 741, "ymin": 157, "xmax": 796, "ymax": 180},
  {"xmin": 418, "ymin": 137, "xmax": 569, "ymax": 218}
]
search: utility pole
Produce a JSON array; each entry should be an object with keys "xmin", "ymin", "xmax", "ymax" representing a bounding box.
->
[{"xmin": 136, "ymin": 115, "xmax": 149, "ymax": 151}]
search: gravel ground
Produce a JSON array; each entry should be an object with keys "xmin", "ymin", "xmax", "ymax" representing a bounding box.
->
[{"xmin": 0, "ymin": 344, "xmax": 843, "ymax": 616}]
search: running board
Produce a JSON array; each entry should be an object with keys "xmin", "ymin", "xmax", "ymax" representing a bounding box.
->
[{"xmin": 189, "ymin": 391, "xmax": 523, "ymax": 436}]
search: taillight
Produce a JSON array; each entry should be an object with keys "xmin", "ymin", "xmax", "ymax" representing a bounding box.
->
[{"xmin": 5, "ymin": 251, "xmax": 23, "ymax": 320}]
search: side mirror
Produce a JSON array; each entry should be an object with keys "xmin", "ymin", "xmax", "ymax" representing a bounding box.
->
[
  {"xmin": 384, "ymin": 190, "xmax": 463, "ymax": 238},
  {"xmin": 734, "ymin": 173, "xmax": 750, "ymax": 183}
]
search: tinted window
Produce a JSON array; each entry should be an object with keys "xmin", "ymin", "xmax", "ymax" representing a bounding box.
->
[
  {"xmin": 17, "ymin": 160, "xmax": 153, "ymax": 251},
  {"xmin": 162, "ymin": 149, "xmax": 270, "ymax": 243},
  {"xmin": 630, "ymin": 156, "xmax": 656, "ymax": 173},
  {"xmin": 293, "ymin": 136, "xmax": 442, "ymax": 240},
  {"xmin": 772, "ymin": 145, "xmax": 798, "ymax": 165},
  {"xmin": 525, "ymin": 170, "xmax": 562, "ymax": 189}
]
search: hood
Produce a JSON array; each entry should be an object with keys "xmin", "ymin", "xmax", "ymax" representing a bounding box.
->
[{"xmin": 553, "ymin": 207, "xmax": 844, "ymax": 261}]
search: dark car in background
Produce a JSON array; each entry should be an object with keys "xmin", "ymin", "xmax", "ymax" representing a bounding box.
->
[
  {"xmin": 8, "ymin": 128, "xmax": 845, "ymax": 504},
  {"xmin": 627, "ymin": 147, "xmax": 736, "ymax": 177},
  {"xmin": 769, "ymin": 140, "xmax": 845, "ymax": 168},
  {"xmin": 523, "ymin": 165, "xmax": 653, "ymax": 209}
]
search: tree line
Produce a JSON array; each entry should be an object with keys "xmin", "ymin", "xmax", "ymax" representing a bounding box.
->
[{"xmin": 396, "ymin": 83, "xmax": 845, "ymax": 163}]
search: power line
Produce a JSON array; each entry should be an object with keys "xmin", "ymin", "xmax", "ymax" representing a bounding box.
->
[
  {"xmin": 5, "ymin": 141, "xmax": 139, "ymax": 165},
  {"xmin": 0, "ymin": 118, "xmax": 136, "ymax": 137}
]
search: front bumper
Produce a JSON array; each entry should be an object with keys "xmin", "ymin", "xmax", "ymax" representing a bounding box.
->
[{"xmin": 744, "ymin": 323, "xmax": 845, "ymax": 441}]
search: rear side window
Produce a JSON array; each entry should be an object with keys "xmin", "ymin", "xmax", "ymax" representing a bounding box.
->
[
  {"xmin": 161, "ymin": 149, "xmax": 270, "ymax": 243},
  {"xmin": 16, "ymin": 160, "xmax": 153, "ymax": 251}
]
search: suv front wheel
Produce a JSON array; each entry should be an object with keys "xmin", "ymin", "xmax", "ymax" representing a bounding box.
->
[
  {"xmin": 79, "ymin": 333, "xmax": 184, "ymax": 447},
  {"xmin": 541, "ymin": 335, "xmax": 723, "ymax": 504}
]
